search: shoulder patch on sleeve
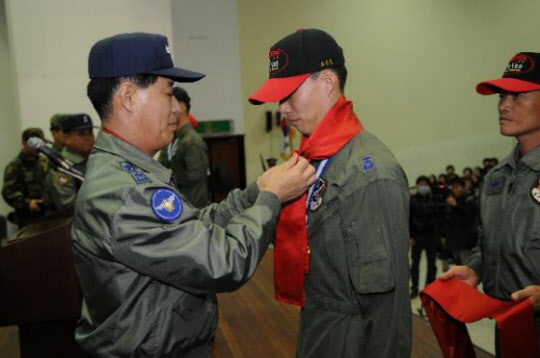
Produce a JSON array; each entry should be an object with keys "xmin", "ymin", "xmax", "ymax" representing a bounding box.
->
[
  {"xmin": 121, "ymin": 162, "xmax": 150, "ymax": 184},
  {"xmin": 362, "ymin": 156, "xmax": 374, "ymax": 171},
  {"xmin": 54, "ymin": 173, "xmax": 70, "ymax": 186},
  {"xmin": 151, "ymin": 188, "xmax": 183, "ymax": 222}
]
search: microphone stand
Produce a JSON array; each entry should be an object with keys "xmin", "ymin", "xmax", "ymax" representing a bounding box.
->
[{"xmin": 47, "ymin": 159, "xmax": 85, "ymax": 182}]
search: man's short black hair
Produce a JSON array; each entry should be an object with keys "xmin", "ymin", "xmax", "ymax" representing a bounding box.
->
[
  {"xmin": 310, "ymin": 64, "xmax": 348, "ymax": 92},
  {"xmin": 87, "ymin": 74, "xmax": 158, "ymax": 120},
  {"xmin": 416, "ymin": 175, "xmax": 430, "ymax": 185},
  {"xmin": 172, "ymin": 87, "xmax": 191, "ymax": 113},
  {"xmin": 446, "ymin": 165, "xmax": 455, "ymax": 171}
]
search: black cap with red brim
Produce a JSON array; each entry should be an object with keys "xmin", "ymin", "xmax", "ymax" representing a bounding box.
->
[
  {"xmin": 476, "ymin": 52, "xmax": 540, "ymax": 95},
  {"xmin": 249, "ymin": 29, "xmax": 344, "ymax": 105}
]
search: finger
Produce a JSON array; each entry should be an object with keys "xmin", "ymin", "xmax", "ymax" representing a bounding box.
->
[
  {"xmin": 439, "ymin": 269, "xmax": 455, "ymax": 280},
  {"xmin": 284, "ymin": 153, "xmax": 299, "ymax": 167},
  {"xmin": 511, "ymin": 289, "xmax": 526, "ymax": 301}
]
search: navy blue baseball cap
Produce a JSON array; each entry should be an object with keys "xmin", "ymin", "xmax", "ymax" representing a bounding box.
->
[{"xmin": 88, "ymin": 32, "xmax": 205, "ymax": 82}]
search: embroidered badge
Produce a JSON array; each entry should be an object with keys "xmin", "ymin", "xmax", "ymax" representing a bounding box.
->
[
  {"xmin": 151, "ymin": 188, "xmax": 183, "ymax": 222},
  {"xmin": 309, "ymin": 178, "xmax": 327, "ymax": 212},
  {"xmin": 486, "ymin": 177, "xmax": 506, "ymax": 195},
  {"xmin": 121, "ymin": 162, "xmax": 150, "ymax": 184},
  {"xmin": 530, "ymin": 178, "xmax": 540, "ymax": 205},
  {"xmin": 54, "ymin": 173, "xmax": 69, "ymax": 186},
  {"xmin": 362, "ymin": 156, "xmax": 374, "ymax": 171}
]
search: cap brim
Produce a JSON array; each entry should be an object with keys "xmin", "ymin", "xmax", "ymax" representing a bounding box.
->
[
  {"xmin": 476, "ymin": 78, "xmax": 540, "ymax": 95},
  {"xmin": 148, "ymin": 67, "xmax": 205, "ymax": 83},
  {"xmin": 249, "ymin": 74, "xmax": 310, "ymax": 105}
]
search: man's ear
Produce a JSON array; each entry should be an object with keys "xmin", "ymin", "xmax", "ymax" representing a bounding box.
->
[
  {"xmin": 321, "ymin": 69, "xmax": 338, "ymax": 95},
  {"xmin": 116, "ymin": 81, "xmax": 138, "ymax": 113}
]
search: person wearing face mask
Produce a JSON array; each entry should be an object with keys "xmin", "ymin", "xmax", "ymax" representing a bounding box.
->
[{"xmin": 409, "ymin": 175, "xmax": 441, "ymax": 299}]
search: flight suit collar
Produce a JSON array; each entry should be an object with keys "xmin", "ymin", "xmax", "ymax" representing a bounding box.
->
[
  {"xmin": 93, "ymin": 131, "xmax": 171, "ymax": 183},
  {"xmin": 496, "ymin": 144, "xmax": 540, "ymax": 172}
]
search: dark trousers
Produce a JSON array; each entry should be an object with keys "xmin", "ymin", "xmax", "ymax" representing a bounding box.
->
[{"xmin": 410, "ymin": 234, "xmax": 437, "ymax": 290}]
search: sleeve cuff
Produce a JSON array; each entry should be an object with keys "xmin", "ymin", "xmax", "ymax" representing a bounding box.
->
[
  {"xmin": 255, "ymin": 191, "xmax": 281, "ymax": 216},
  {"xmin": 245, "ymin": 181, "xmax": 260, "ymax": 204}
]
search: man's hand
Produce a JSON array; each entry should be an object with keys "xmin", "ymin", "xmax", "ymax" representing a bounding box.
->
[
  {"xmin": 259, "ymin": 153, "xmax": 316, "ymax": 203},
  {"xmin": 511, "ymin": 285, "xmax": 540, "ymax": 312},
  {"xmin": 446, "ymin": 196, "xmax": 457, "ymax": 207},
  {"xmin": 29, "ymin": 199, "xmax": 43, "ymax": 212},
  {"xmin": 439, "ymin": 265, "xmax": 479, "ymax": 287}
]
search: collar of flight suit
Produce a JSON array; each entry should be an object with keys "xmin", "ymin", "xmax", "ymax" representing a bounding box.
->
[
  {"xmin": 93, "ymin": 130, "xmax": 172, "ymax": 184},
  {"xmin": 492, "ymin": 144, "xmax": 540, "ymax": 173}
]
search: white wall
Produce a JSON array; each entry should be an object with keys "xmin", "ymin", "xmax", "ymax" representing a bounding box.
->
[
  {"xmin": 0, "ymin": 0, "xmax": 21, "ymax": 216},
  {"xmin": 6, "ymin": 0, "xmax": 174, "ymax": 131},
  {"xmin": 170, "ymin": 0, "xmax": 244, "ymax": 133}
]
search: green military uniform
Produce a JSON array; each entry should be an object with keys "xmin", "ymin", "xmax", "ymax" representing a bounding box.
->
[
  {"xmin": 468, "ymin": 144, "xmax": 540, "ymax": 347},
  {"xmin": 43, "ymin": 147, "xmax": 87, "ymax": 212},
  {"xmin": 298, "ymin": 130, "xmax": 412, "ymax": 357},
  {"xmin": 72, "ymin": 131, "xmax": 280, "ymax": 357},
  {"xmin": 2, "ymin": 152, "xmax": 48, "ymax": 226},
  {"xmin": 50, "ymin": 113, "xmax": 68, "ymax": 155},
  {"xmin": 158, "ymin": 124, "xmax": 209, "ymax": 208}
]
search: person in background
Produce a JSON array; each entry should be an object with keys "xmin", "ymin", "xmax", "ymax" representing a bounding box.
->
[
  {"xmin": 49, "ymin": 113, "xmax": 69, "ymax": 155},
  {"xmin": 442, "ymin": 178, "xmax": 478, "ymax": 266},
  {"xmin": 2, "ymin": 128, "xmax": 49, "ymax": 227},
  {"xmin": 43, "ymin": 114, "xmax": 95, "ymax": 212},
  {"xmin": 409, "ymin": 175, "xmax": 440, "ymax": 299},
  {"xmin": 445, "ymin": 165, "xmax": 458, "ymax": 181},
  {"xmin": 462, "ymin": 167, "xmax": 473, "ymax": 179},
  {"xmin": 158, "ymin": 87, "xmax": 210, "ymax": 208}
]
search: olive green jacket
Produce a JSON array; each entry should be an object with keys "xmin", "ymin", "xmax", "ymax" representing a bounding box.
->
[
  {"xmin": 71, "ymin": 131, "xmax": 280, "ymax": 357},
  {"xmin": 43, "ymin": 147, "xmax": 86, "ymax": 212},
  {"xmin": 298, "ymin": 130, "xmax": 412, "ymax": 357},
  {"xmin": 158, "ymin": 124, "xmax": 209, "ymax": 208},
  {"xmin": 467, "ymin": 144, "xmax": 540, "ymax": 346},
  {"xmin": 1, "ymin": 151, "xmax": 48, "ymax": 225}
]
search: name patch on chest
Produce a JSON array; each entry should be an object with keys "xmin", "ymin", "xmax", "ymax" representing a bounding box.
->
[
  {"xmin": 531, "ymin": 178, "xmax": 540, "ymax": 205},
  {"xmin": 122, "ymin": 162, "xmax": 150, "ymax": 184},
  {"xmin": 151, "ymin": 188, "xmax": 183, "ymax": 222},
  {"xmin": 309, "ymin": 178, "xmax": 327, "ymax": 212},
  {"xmin": 486, "ymin": 177, "xmax": 506, "ymax": 195}
]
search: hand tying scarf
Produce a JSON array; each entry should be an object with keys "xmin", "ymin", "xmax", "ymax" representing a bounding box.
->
[{"xmin": 274, "ymin": 95, "xmax": 363, "ymax": 306}]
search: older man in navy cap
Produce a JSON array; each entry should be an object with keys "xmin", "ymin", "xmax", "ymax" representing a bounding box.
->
[{"xmin": 72, "ymin": 32, "xmax": 316, "ymax": 357}]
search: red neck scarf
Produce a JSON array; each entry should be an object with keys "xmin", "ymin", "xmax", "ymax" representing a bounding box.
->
[
  {"xmin": 420, "ymin": 278, "xmax": 539, "ymax": 357},
  {"xmin": 274, "ymin": 95, "xmax": 363, "ymax": 306}
]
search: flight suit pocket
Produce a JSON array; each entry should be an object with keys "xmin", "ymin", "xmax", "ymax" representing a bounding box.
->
[
  {"xmin": 526, "ymin": 231, "xmax": 540, "ymax": 278},
  {"xmin": 175, "ymin": 294, "xmax": 204, "ymax": 321},
  {"xmin": 345, "ymin": 219, "xmax": 395, "ymax": 294}
]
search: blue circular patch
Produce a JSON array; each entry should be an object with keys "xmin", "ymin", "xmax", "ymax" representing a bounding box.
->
[{"xmin": 151, "ymin": 188, "xmax": 183, "ymax": 222}]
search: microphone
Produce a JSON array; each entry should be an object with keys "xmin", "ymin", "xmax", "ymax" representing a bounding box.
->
[
  {"xmin": 26, "ymin": 137, "xmax": 85, "ymax": 181},
  {"xmin": 26, "ymin": 137, "xmax": 74, "ymax": 171}
]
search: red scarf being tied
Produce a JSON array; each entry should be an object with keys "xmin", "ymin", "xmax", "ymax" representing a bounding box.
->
[{"xmin": 274, "ymin": 95, "xmax": 362, "ymax": 306}]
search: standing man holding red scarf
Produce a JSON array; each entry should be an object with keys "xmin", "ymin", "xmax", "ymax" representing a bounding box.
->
[
  {"xmin": 441, "ymin": 52, "xmax": 540, "ymax": 354},
  {"xmin": 249, "ymin": 29, "xmax": 412, "ymax": 357}
]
